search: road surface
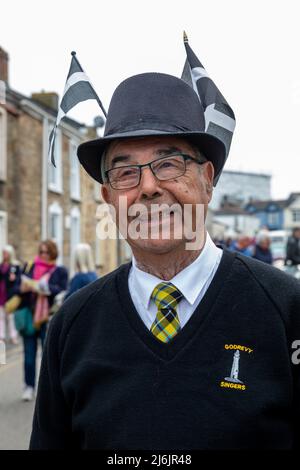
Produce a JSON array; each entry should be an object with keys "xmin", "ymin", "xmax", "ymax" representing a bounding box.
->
[{"xmin": 0, "ymin": 343, "xmax": 41, "ymax": 450}]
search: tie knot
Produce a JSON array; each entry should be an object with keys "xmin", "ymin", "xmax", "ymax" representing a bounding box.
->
[{"xmin": 151, "ymin": 282, "xmax": 183, "ymax": 310}]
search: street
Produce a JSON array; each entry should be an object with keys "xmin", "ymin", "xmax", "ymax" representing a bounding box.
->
[{"xmin": 0, "ymin": 343, "xmax": 40, "ymax": 450}]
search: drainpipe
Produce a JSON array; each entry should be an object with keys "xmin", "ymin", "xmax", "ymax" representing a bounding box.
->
[{"xmin": 41, "ymin": 117, "xmax": 48, "ymax": 239}]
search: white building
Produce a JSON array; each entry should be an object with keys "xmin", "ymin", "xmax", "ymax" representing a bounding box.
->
[
  {"xmin": 211, "ymin": 170, "xmax": 272, "ymax": 210},
  {"xmin": 213, "ymin": 206, "xmax": 260, "ymax": 237}
]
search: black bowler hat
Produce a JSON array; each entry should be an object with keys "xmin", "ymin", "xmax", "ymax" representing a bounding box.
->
[{"xmin": 77, "ymin": 72, "xmax": 226, "ymax": 185}]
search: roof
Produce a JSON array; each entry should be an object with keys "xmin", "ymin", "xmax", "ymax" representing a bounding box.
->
[
  {"xmin": 245, "ymin": 199, "xmax": 287, "ymax": 210},
  {"xmin": 221, "ymin": 169, "xmax": 271, "ymax": 179},
  {"xmin": 214, "ymin": 206, "xmax": 250, "ymax": 216},
  {"xmin": 6, "ymin": 86, "xmax": 85, "ymax": 130}
]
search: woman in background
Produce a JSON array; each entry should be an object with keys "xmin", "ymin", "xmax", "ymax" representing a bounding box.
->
[
  {"xmin": 0, "ymin": 245, "xmax": 21, "ymax": 345},
  {"xmin": 64, "ymin": 243, "xmax": 97, "ymax": 300},
  {"xmin": 18, "ymin": 240, "xmax": 68, "ymax": 401},
  {"xmin": 253, "ymin": 233, "xmax": 273, "ymax": 265}
]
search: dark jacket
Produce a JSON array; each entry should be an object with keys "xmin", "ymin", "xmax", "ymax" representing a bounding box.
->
[
  {"xmin": 286, "ymin": 236, "xmax": 300, "ymax": 266},
  {"xmin": 0, "ymin": 263, "xmax": 22, "ymax": 300},
  {"xmin": 17, "ymin": 263, "xmax": 68, "ymax": 310},
  {"xmin": 253, "ymin": 245, "xmax": 273, "ymax": 265},
  {"xmin": 64, "ymin": 271, "xmax": 98, "ymax": 300},
  {"xmin": 30, "ymin": 249, "xmax": 300, "ymax": 450}
]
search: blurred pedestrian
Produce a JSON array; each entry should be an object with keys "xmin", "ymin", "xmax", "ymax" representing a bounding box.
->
[
  {"xmin": 17, "ymin": 240, "xmax": 68, "ymax": 401},
  {"xmin": 0, "ymin": 245, "xmax": 21, "ymax": 345},
  {"xmin": 285, "ymin": 227, "xmax": 300, "ymax": 268},
  {"xmin": 231, "ymin": 234, "xmax": 253, "ymax": 257},
  {"xmin": 253, "ymin": 233, "xmax": 273, "ymax": 265},
  {"xmin": 64, "ymin": 243, "xmax": 97, "ymax": 300}
]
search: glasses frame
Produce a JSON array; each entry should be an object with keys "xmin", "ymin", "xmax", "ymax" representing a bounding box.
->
[{"xmin": 105, "ymin": 153, "xmax": 206, "ymax": 190}]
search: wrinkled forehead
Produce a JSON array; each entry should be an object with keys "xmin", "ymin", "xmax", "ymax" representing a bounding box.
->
[{"xmin": 104, "ymin": 136, "xmax": 197, "ymax": 166}]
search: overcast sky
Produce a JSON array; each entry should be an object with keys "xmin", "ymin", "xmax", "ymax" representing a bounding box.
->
[{"xmin": 2, "ymin": 0, "xmax": 300, "ymax": 199}]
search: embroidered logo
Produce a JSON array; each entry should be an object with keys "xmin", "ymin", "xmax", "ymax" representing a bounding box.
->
[{"xmin": 220, "ymin": 344, "xmax": 253, "ymax": 391}]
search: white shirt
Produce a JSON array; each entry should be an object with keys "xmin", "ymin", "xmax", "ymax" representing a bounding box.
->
[{"xmin": 128, "ymin": 232, "xmax": 223, "ymax": 330}]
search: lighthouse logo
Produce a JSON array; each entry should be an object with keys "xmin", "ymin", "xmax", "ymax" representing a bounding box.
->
[
  {"xmin": 220, "ymin": 344, "xmax": 253, "ymax": 391},
  {"xmin": 225, "ymin": 350, "xmax": 244, "ymax": 384}
]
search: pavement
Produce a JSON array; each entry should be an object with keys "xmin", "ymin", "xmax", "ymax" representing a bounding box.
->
[{"xmin": 0, "ymin": 342, "xmax": 41, "ymax": 450}]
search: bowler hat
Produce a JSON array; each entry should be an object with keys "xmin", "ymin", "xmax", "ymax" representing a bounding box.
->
[{"xmin": 77, "ymin": 72, "xmax": 226, "ymax": 185}]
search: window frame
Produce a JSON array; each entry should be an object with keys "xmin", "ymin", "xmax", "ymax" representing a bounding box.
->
[
  {"xmin": 48, "ymin": 126, "xmax": 63, "ymax": 193},
  {"xmin": 48, "ymin": 202, "xmax": 63, "ymax": 264},
  {"xmin": 0, "ymin": 106, "xmax": 7, "ymax": 181},
  {"xmin": 0, "ymin": 211, "xmax": 7, "ymax": 255},
  {"xmin": 69, "ymin": 139, "xmax": 81, "ymax": 201}
]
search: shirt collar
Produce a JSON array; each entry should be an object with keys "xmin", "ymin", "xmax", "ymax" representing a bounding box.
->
[{"xmin": 131, "ymin": 232, "xmax": 222, "ymax": 309}]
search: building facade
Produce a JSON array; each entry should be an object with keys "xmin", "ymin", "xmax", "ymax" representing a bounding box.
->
[
  {"xmin": 0, "ymin": 47, "xmax": 129, "ymax": 276},
  {"xmin": 211, "ymin": 169, "xmax": 272, "ymax": 210}
]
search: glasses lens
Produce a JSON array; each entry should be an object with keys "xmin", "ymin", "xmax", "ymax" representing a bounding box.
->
[
  {"xmin": 153, "ymin": 155, "xmax": 185, "ymax": 180},
  {"xmin": 109, "ymin": 166, "xmax": 140, "ymax": 189}
]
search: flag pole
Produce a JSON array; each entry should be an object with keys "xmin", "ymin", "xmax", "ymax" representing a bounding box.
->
[{"xmin": 71, "ymin": 51, "xmax": 107, "ymax": 118}]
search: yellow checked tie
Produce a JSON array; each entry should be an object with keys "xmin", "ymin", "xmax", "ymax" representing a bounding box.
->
[{"xmin": 150, "ymin": 282, "xmax": 184, "ymax": 343}]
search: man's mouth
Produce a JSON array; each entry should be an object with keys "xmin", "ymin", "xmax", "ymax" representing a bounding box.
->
[{"xmin": 134, "ymin": 209, "xmax": 177, "ymax": 223}]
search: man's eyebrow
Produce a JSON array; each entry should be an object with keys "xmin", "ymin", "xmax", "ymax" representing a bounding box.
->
[
  {"xmin": 156, "ymin": 146, "xmax": 182, "ymax": 156},
  {"xmin": 110, "ymin": 155, "xmax": 131, "ymax": 167}
]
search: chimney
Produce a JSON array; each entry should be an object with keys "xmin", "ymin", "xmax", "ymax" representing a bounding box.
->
[
  {"xmin": 0, "ymin": 47, "xmax": 9, "ymax": 84},
  {"xmin": 31, "ymin": 91, "xmax": 59, "ymax": 111}
]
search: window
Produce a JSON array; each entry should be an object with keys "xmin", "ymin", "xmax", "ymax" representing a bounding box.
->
[
  {"xmin": 0, "ymin": 211, "xmax": 7, "ymax": 255},
  {"xmin": 292, "ymin": 209, "xmax": 300, "ymax": 223},
  {"xmin": 48, "ymin": 126, "xmax": 62, "ymax": 192},
  {"xmin": 268, "ymin": 212, "xmax": 279, "ymax": 226},
  {"xmin": 69, "ymin": 140, "xmax": 80, "ymax": 200},
  {"xmin": 0, "ymin": 107, "xmax": 7, "ymax": 181},
  {"xmin": 70, "ymin": 207, "xmax": 81, "ymax": 257},
  {"xmin": 48, "ymin": 203, "xmax": 63, "ymax": 264}
]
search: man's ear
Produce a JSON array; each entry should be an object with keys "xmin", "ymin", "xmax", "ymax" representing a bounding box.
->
[
  {"xmin": 101, "ymin": 184, "xmax": 110, "ymax": 204},
  {"xmin": 204, "ymin": 161, "xmax": 214, "ymax": 201}
]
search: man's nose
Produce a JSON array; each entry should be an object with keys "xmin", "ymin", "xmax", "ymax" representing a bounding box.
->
[{"xmin": 138, "ymin": 166, "xmax": 163, "ymax": 199}]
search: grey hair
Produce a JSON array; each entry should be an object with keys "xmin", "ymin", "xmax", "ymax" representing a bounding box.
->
[
  {"xmin": 100, "ymin": 147, "xmax": 109, "ymax": 183},
  {"xmin": 256, "ymin": 231, "xmax": 271, "ymax": 244},
  {"xmin": 72, "ymin": 243, "xmax": 95, "ymax": 274},
  {"xmin": 190, "ymin": 144, "xmax": 208, "ymax": 164}
]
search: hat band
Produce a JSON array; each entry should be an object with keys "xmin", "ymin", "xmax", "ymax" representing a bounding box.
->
[{"xmin": 105, "ymin": 117, "xmax": 200, "ymax": 137}]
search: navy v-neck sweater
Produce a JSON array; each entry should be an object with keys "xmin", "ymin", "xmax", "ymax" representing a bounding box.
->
[{"xmin": 29, "ymin": 249, "xmax": 300, "ymax": 450}]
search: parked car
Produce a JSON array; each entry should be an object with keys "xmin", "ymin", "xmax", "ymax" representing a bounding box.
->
[{"xmin": 268, "ymin": 230, "xmax": 289, "ymax": 266}]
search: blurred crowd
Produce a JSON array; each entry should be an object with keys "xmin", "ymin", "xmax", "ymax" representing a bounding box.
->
[
  {"xmin": 0, "ymin": 240, "xmax": 98, "ymax": 401},
  {"xmin": 214, "ymin": 226, "xmax": 300, "ymax": 276}
]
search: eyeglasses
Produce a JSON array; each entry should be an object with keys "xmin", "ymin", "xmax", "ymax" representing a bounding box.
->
[
  {"xmin": 39, "ymin": 250, "xmax": 49, "ymax": 255},
  {"xmin": 105, "ymin": 153, "xmax": 206, "ymax": 190}
]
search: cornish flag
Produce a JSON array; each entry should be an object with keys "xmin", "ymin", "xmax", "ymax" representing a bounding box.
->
[
  {"xmin": 49, "ymin": 52, "xmax": 106, "ymax": 166},
  {"xmin": 181, "ymin": 32, "xmax": 236, "ymax": 173}
]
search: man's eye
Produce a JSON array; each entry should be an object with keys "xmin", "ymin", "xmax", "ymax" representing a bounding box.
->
[
  {"xmin": 115, "ymin": 168, "xmax": 137, "ymax": 178},
  {"xmin": 157, "ymin": 160, "xmax": 176, "ymax": 169},
  {"xmin": 160, "ymin": 161, "xmax": 173, "ymax": 168},
  {"xmin": 156, "ymin": 159, "xmax": 180, "ymax": 171}
]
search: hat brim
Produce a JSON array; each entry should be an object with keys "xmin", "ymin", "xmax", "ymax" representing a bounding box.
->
[{"xmin": 77, "ymin": 130, "xmax": 226, "ymax": 186}]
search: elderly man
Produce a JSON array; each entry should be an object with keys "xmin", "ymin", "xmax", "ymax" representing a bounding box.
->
[{"xmin": 30, "ymin": 73, "xmax": 300, "ymax": 450}]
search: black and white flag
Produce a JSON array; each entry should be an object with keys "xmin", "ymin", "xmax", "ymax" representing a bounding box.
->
[
  {"xmin": 49, "ymin": 52, "xmax": 106, "ymax": 166},
  {"xmin": 181, "ymin": 32, "xmax": 236, "ymax": 174}
]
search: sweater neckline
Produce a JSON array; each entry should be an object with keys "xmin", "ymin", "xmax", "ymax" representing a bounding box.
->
[{"xmin": 116, "ymin": 247, "xmax": 236, "ymax": 362}]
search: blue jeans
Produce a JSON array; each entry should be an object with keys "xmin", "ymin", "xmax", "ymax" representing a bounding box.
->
[{"xmin": 23, "ymin": 323, "xmax": 47, "ymax": 388}]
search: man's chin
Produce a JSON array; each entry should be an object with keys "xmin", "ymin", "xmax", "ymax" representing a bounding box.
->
[{"xmin": 128, "ymin": 237, "xmax": 185, "ymax": 255}]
